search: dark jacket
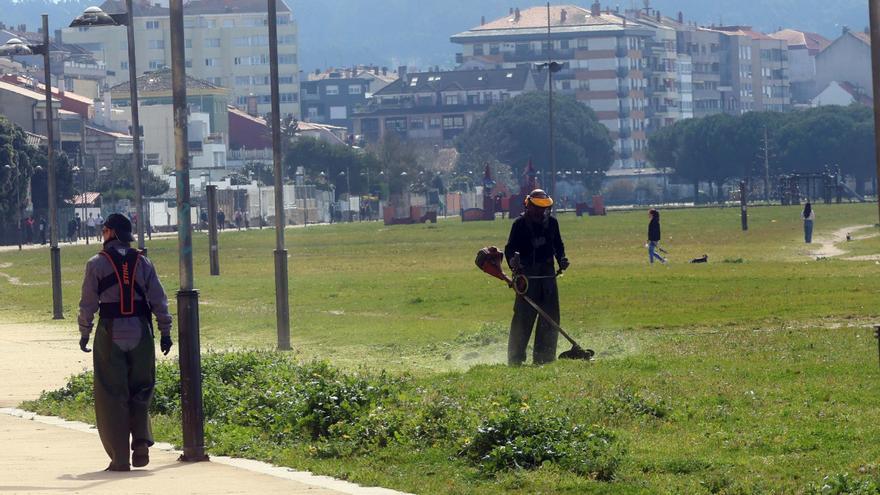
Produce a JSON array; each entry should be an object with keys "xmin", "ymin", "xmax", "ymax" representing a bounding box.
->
[
  {"xmin": 504, "ymin": 215, "xmax": 566, "ymax": 270},
  {"xmin": 648, "ymin": 216, "xmax": 661, "ymax": 242}
]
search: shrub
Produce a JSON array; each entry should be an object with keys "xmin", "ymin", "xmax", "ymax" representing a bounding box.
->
[{"xmin": 460, "ymin": 400, "xmax": 623, "ymax": 480}]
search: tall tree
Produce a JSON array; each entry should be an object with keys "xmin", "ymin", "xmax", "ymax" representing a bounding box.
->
[{"xmin": 456, "ymin": 92, "xmax": 615, "ymax": 178}]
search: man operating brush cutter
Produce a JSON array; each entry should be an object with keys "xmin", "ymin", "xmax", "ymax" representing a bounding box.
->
[{"xmin": 476, "ymin": 189, "xmax": 593, "ymax": 365}]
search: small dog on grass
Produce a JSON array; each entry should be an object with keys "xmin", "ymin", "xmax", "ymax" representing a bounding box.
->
[{"xmin": 690, "ymin": 254, "xmax": 708, "ymax": 263}]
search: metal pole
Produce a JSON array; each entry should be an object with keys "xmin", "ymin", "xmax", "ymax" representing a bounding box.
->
[
  {"xmin": 763, "ymin": 126, "xmax": 770, "ymax": 203},
  {"xmin": 16, "ymin": 183, "xmax": 21, "ymax": 250},
  {"xmin": 169, "ymin": 0, "xmax": 207, "ymax": 463},
  {"xmin": 42, "ymin": 14, "xmax": 63, "ymax": 320},
  {"xmin": 740, "ymin": 180, "xmax": 748, "ymax": 231},
  {"xmin": 870, "ymin": 0, "xmax": 880, "ymax": 221},
  {"xmin": 269, "ymin": 0, "xmax": 291, "ymax": 351},
  {"xmin": 81, "ymin": 117, "xmax": 88, "ymax": 245},
  {"xmin": 547, "ymin": 2, "xmax": 556, "ymax": 198},
  {"xmin": 206, "ymin": 185, "xmax": 219, "ymax": 276},
  {"xmin": 125, "ymin": 0, "xmax": 147, "ymax": 253}
]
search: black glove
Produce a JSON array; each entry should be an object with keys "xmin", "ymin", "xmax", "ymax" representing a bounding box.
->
[
  {"xmin": 558, "ymin": 257, "xmax": 570, "ymax": 271},
  {"xmin": 160, "ymin": 335, "xmax": 173, "ymax": 355},
  {"xmin": 79, "ymin": 335, "xmax": 91, "ymax": 353}
]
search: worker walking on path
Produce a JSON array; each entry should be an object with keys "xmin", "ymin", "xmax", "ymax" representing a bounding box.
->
[
  {"xmin": 504, "ymin": 189, "xmax": 569, "ymax": 366},
  {"xmin": 77, "ymin": 213, "xmax": 173, "ymax": 471}
]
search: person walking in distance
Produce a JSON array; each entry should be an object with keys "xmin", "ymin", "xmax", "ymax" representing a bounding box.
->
[
  {"xmin": 94, "ymin": 213, "xmax": 104, "ymax": 242},
  {"xmin": 217, "ymin": 209, "xmax": 226, "ymax": 231},
  {"xmin": 802, "ymin": 202, "xmax": 815, "ymax": 243},
  {"xmin": 647, "ymin": 209, "xmax": 666, "ymax": 264},
  {"xmin": 504, "ymin": 189, "xmax": 569, "ymax": 366},
  {"xmin": 77, "ymin": 213, "xmax": 173, "ymax": 471},
  {"xmin": 87, "ymin": 212, "xmax": 97, "ymax": 240}
]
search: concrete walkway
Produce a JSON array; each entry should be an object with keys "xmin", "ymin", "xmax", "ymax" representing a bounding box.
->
[{"xmin": 0, "ymin": 321, "xmax": 408, "ymax": 495}]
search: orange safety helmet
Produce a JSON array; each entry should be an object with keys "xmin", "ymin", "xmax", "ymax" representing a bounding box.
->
[{"xmin": 524, "ymin": 189, "xmax": 553, "ymax": 208}]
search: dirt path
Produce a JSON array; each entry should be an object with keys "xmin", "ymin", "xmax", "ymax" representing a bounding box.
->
[{"xmin": 809, "ymin": 224, "xmax": 876, "ymax": 258}]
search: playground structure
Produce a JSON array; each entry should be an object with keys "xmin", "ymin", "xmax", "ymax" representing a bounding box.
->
[
  {"xmin": 777, "ymin": 169, "xmax": 864, "ymax": 205},
  {"xmin": 461, "ymin": 163, "xmax": 502, "ymax": 222},
  {"xmin": 383, "ymin": 191, "xmax": 439, "ymax": 225}
]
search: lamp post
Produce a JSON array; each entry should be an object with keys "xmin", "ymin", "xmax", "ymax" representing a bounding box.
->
[
  {"xmin": 169, "ymin": 0, "xmax": 207, "ymax": 462},
  {"xmin": 535, "ymin": 2, "xmax": 562, "ymax": 199},
  {"xmin": 268, "ymin": 0, "xmax": 292, "ymax": 351},
  {"xmin": 0, "ymin": 16, "xmax": 63, "ymax": 319},
  {"xmin": 71, "ymin": 4, "xmax": 147, "ymax": 253},
  {"xmin": 4, "ymin": 164, "xmax": 22, "ymax": 250}
]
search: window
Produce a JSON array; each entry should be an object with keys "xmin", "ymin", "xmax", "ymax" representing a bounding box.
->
[
  {"xmin": 149, "ymin": 59, "xmax": 164, "ymax": 69},
  {"xmin": 148, "ymin": 39, "xmax": 164, "ymax": 49},
  {"xmin": 184, "ymin": 18, "xmax": 195, "ymax": 28},
  {"xmin": 489, "ymin": 44, "xmax": 500, "ymax": 55},
  {"xmin": 185, "ymin": 39, "xmax": 192, "ymax": 48},
  {"xmin": 348, "ymin": 85, "xmax": 362, "ymax": 95},
  {"xmin": 145, "ymin": 20, "xmax": 160, "ymax": 30},
  {"xmin": 205, "ymin": 38, "xmax": 221, "ymax": 48},
  {"xmin": 329, "ymin": 106, "xmax": 346, "ymax": 119},
  {"xmin": 385, "ymin": 117, "xmax": 407, "ymax": 132},
  {"xmin": 442, "ymin": 115, "xmax": 465, "ymax": 129},
  {"xmin": 281, "ymin": 93, "xmax": 299, "ymax": 103},
  {"xmin": 185, "ymin": 59, "xmax": 192, "ymax": 68},
  {"xmin": 409, "ymin": 118, "xmax": 425, "ymax": 129},
  {"xmin": 473, "ymin": 44, "xmax": 484, "ymax": 56},
  {"xmin": 204, "ymin": 58, "xmax": 219, "ymax": 67},
  {"xmin": 235, "ymin": 76, "xmax": 251, "ymax": 85},
  {"xmin": 223, "ymin": 19, "xmax": 234, "ymax": 28},
  {"xmin": 325, "ymin": 85, "xmax": 339, "ymax": 95},
  {"xmin": 429, "ymin": 117, "xmax": 441, "ymax": 128},
  {"xmin": 444, "ymin": 94, "xmax": 460, "ymax": 105},
  {"xmin": 307, "ymin": 107, "xmax": 318, "ymax": 118},
  {"xmin": 121, "ymin": 61, "xmax": 128, "ymax": 70},
  {"xmin": 209, "ymin": 77, "xmax": 223, "ymax": 86},
  {"xmin": 278, "ymin": 54, "xmax": 296, "ymax": 64},
  {"xmin": 561, "ymin": 39, "xmax": 570, "ymax": 50},
  {"xmin": 279, "ymin": 35, "xmax": 296, "ymax": 45},
  {"xmin": 279, "ymin": 75, "xmax": 295, "ymax": 84}
]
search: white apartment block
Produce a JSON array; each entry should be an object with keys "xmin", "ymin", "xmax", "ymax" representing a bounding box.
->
[
  {"xmin": 452, "ymin": 3, "xmax": 669, "ymax": 169},
  {"xmin": 62, "ymin": 0, "xmax": 299, "ymax": 118}
]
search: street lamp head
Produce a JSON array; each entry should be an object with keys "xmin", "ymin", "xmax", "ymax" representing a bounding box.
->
[
  {"xmin": 98, "ymin": 166, "xmax": 109, "ymax": 173},
  {"xmin": 72, "ymin": 166, "xmax": 81, "ymax": 173},
  {"xmin": 69, "ymin": 6, "xmax": 120, "ymax": 28},
  {"xmin": 0, "ymin": 38, "xmax": 33, "ymax": 56},
  {"xmin": 34, "ymin": 165, "xmax": 43, "ymax": 172}
]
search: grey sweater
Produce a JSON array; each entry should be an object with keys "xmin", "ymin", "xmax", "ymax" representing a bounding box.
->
[{"xmin": 78, "ymin": 240, "xmax": 173, "ymax": 341}]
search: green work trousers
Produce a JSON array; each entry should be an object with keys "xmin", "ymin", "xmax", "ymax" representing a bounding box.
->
[
  {"xmin": 508, "ymin": 262, "xmax": 560, "ymax": 366},
  {"xmin": 93, "ymin": 318, "xmax": 156, "ymax": 469}
]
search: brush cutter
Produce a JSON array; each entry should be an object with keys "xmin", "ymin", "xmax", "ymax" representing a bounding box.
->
[{"xmin": 475, "ymin": 246, "xmax": 594, "ymax": 361}]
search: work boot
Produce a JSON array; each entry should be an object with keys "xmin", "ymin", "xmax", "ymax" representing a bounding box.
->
[
  {"xmin": 105, "ymin": 462, "xmax": 130, "ymax": 472},
  {"xmin": 132, "ymin": 443, "xmax": 150, "ymax": 468}
]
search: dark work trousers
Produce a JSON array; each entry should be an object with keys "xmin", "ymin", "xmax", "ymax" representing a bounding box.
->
[
  {"xmin": 508, "ymin": 262, "xmax": 560, "ymax": 365},
  {"xmin": 93, "ymin": 318, "xmax": 156, "ymax": 469}
]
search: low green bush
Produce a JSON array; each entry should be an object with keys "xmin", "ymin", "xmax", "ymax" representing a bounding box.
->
[{"xmin": 460, "ymin": 398, "xmax": 623, "ymax": 480}]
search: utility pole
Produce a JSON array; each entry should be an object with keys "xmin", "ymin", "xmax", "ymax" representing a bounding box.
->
[
  {"xmin": 763, "ymin": 126, "xmax": 771, "ymax": 203},
  {"xmin": 870, "ymin": 0, "xmax": 880, "ymax": 223},
  {"xmin": 169, "ymin": 0, "xmax": 207, "ymax": 463},
  {"xmin": 269, "ymin": 0, "xmax": 292, "ymax": 350},
  {"xmin": 42, "ymin": 14, "xmax": 63, "ymax": 320}
]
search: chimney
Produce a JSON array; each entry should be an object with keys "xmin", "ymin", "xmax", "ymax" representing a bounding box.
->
[
  {"xmin": 656, "ymin": 11, "xmax": 661, "ymax": 21},
  {"xmin": 842, "ymin": 26, "xmax": 849, "ymax": 34},
  {"xmin": 514, "ymin": 8, "xmax": 520, "ymax": 22},
  {"xmin": 677, "ymin": 11, "xmax": 683, "ymax": 23},
  {"xmin": 509, "ymin": 7, "xmax": 514, "ymax": 15},
  {"xmin": 314, "ymin": 68, "xmax": 320, "ymax": 75},
  {"xmin": 561, "ymin": 9, "xmax": 567, "ymax": 23},
  {"xmin": 18, "ymin": 24, "xmax": 26, "ymax": 32},
  {"xmin": 481, "ymin": 15, "xmax": 485, "ymax": 25},
  {"xmin": 54, "ymin": 29, "xmax": 63, "ymax": 44},
  {"xmin": 591, "ymin": 1, "xmax": 601, "ymax": 16},
  {"xmin": 398, "ymin": 65, "xmax": 407, "ymax": 79},
  {"xmin": 382, "ymin": 66, "xmax": 388, "ymax": 75}
]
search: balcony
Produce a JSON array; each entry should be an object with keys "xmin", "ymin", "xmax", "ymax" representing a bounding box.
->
[
  {"xmin": 617, "ymin": 67, "xmax": 630, "ymax": 78},
  {"xmin": 618, "ymin": 127, "xmax": 632, "ymax": 138},
  {"xmin": 619, "ymin": 108, "xmax": 631, "ymax": 118},
  {"xmin": 502, "ymin": 48, "xmax": 575, "ymax": 63}
]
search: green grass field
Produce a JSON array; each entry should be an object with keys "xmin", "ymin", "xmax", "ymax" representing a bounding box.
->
[{"xmin": 5, "ymin": 203, "xmax": 880, "ymax": 494}]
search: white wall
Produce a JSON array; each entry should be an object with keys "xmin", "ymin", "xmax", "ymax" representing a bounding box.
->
[{"xmin": 816, "ymin": 33, "xmax": 872, "ymax": 96}]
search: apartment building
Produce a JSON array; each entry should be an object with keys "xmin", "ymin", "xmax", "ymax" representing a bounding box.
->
[
  {"xmin": 451, "ymin": 3, "xmax": 657, "ymax": 168},
  {"xmin": 351, "ymin": 67, "xmax": 538, "ymax": 145},
  {"xmin": 815, "ymin": 28, "xmax": 872, "ymax": 99},
  {"xmin": 301, "ymin": 70, "xmax": 372, "ymax": 131},
  {"xmin": 62, "ymin": 0, "xmax": 299, "ymax": 118},
  {"xmin": 769, "ymin": 29, "xmax": 830, "ymax": 104}
]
